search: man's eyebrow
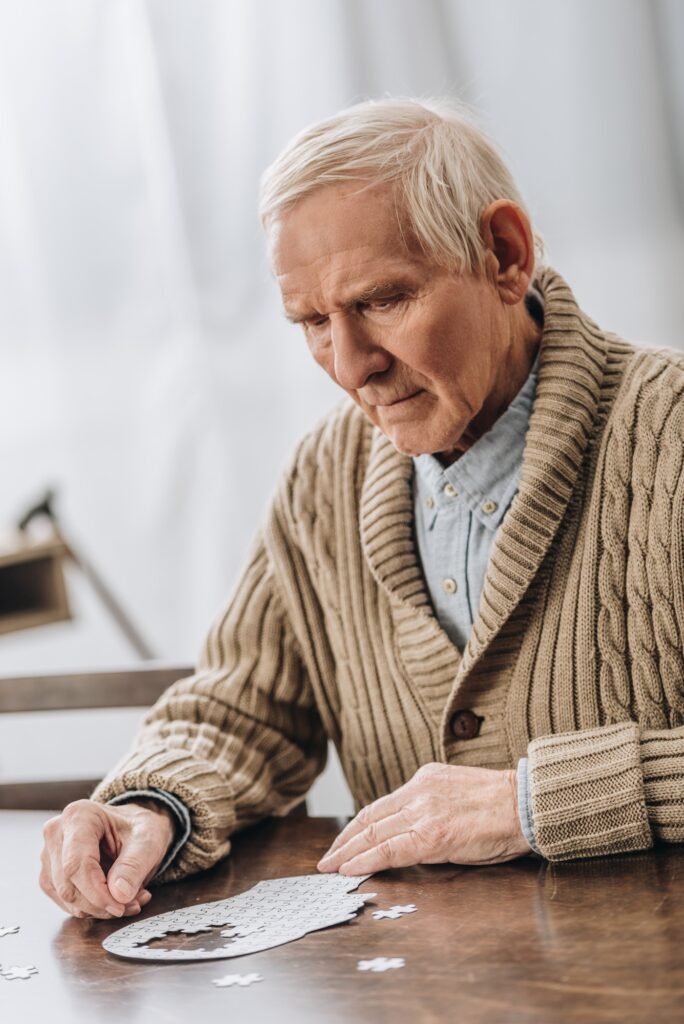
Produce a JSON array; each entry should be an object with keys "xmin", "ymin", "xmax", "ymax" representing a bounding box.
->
[
  {"xmin": 284, "ymin": 309, "xmax": 312, "ymax": 325},
  {"xmin": 284, "ymin": 280, "xmax": 416, "ymax": 324}
]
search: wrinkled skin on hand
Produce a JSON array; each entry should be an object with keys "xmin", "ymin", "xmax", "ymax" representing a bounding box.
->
[
  {"xmin": 39, "ymin": 799, "xmax": 175, "ymax": 919},
  {"xmin": 317, "ymin": 763, "xmax": 531, "ymax": 875}
]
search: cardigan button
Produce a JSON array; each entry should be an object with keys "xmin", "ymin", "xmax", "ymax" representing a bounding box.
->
[{"xmin": 449, "ymin": 709, "xmax": 482, "ymax": 740}]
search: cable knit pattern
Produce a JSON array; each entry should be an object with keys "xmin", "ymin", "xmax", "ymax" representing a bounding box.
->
[{"xmin": 93, "ymin": 267, "xmax": 684, "ymax": 873}]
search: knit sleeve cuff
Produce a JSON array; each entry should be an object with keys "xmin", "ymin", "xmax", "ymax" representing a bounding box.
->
[
  {"xmin": 641, "ymin": 724, "xmax": 684, "ymax": 843},
  {"xmin": 527, "ymin": 721, "xmax": 653, "ymax": 861},
  {"xmin": 91, "ymin": 746, "xmax": 236, "ymax": 882},
  {"xmin": 516, "ymin": 758, "xmax": 541, "ymax": 856}
]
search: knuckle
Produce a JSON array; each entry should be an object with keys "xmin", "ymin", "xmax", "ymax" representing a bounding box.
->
[
  {"xmin": 42, "ymin": 816, "xmax": 61, "ymax": 839},
  {"xmin": 62, "ymin": 798, "xmax": 92, "ymax": 819},
  {"xmin": 355, "ymin": 804, "xmax": 373, "ymax": 827},
  {"xmin": 417, "ymin": 814, "xmax": 450, "ymax": 850},
  {"xmin": 56, "ymin": 881, "xmax": 77, "ymax": 903},
  {"xmin": 115, "ymin": 854, "xmax": 142, "ymax": 874},
  {"xmin": 376, "ymin": 839, "xmax": 394, "ymax": 862},
  {"xmin": 62, "ymin": 855, "xmax": 82, "ymax": 879},
  {"xmin": 362, "ymin": 821, "xmax": 379, "ymax": 846}
]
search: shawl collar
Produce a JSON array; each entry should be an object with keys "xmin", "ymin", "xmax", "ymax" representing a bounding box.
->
[{"xmin": 359, "ymin": 266, "xmax": 610, "ymax": 703}]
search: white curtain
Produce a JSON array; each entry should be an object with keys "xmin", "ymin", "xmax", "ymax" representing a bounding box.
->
[{"xmin": 0, "ymin": 0, "xmax": 682, "ymax": 802}]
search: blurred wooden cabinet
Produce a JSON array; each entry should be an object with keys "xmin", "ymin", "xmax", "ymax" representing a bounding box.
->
[{"xmin": 0, "ymin": 534, "xmax": 72, "ymax": 635}]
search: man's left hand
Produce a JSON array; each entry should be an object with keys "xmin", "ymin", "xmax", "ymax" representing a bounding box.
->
[{"xmin": 317, "ymin": 763, "xmax": 532, "ymax": 875}]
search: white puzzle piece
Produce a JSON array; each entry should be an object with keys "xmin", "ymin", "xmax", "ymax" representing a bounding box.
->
[
  {"xmin": 372, "ymin": 904, "xmax": 417, "ymax": 920},
  {"xmin": 357, "ymin": 957, "xmax": 405, "ymax": 972},
  {"xmin": 0, "ymin": 926, "xmax": 20, "ymax": 938},
  {"xmin": 213, "ymin": 972, "xmax": 262, "ymax": 987},
  {"xmin": 1, "ymin": 965, "xmax": 38, "ymax": 981},
  {"xmin": 103, "ymin": 872, "xmax": 375, "ymax": 962}
]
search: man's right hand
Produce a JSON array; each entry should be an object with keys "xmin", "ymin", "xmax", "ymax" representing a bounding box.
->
[{"xmin": 39, "ymin": 799, "xmax": 176, "ymax": 919}]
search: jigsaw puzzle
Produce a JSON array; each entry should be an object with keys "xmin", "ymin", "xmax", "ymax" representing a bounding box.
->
[{"xmin": 103, "ymin": 872, "xmax": 375, "ymax": 962}]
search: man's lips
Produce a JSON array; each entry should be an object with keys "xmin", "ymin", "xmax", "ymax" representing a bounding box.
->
[{"xmin": 373, "ymin": 390, "xmax": 422, "ymax": 407}]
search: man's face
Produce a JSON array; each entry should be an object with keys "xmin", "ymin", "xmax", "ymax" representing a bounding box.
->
[{"xmin": 269, "ymin": 181, "xmax": 516, "ymax": 462}]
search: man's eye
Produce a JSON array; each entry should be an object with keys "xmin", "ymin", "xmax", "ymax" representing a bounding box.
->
[
  {"xmin": 367, "ymin": 296, "xmax": 403, "ymax": 312},
  {"xmin": 303, "ymin": 316, "xmax": 329, "ymax": 340},
  {"xmin": 304, "ymin": 315, "xmax": 328, "ymax": 329}
]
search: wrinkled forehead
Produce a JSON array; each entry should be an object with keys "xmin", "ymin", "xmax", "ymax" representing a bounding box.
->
[{"xmin": 267, "ymin": 180, "xmax": 416, "ymax": 282}]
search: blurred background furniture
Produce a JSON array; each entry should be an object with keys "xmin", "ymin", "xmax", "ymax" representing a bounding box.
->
[
  {"xmin": 0, "ymin": 532, "xmax": 71, "ymax": 636},
  {"xmin": 0, "ymin": 488, "xmax": 155, "ymax": 657},
  {"xmin": 0, "ymin": 663, "xmax": 192, "ymax": 810}
]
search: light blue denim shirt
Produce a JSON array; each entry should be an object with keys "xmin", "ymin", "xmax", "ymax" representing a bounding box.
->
[{"xmin": 412, "ymin": 349, "xmax": 541, "ymax": 855}]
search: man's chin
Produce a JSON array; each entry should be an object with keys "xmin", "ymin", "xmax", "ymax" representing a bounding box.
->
[{"xmin": 375, "ymin": 423, "xmax": 433, "ymax": 457}]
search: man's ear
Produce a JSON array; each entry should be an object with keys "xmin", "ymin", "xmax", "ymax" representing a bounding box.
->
[{"xmin": 480, "ymin": 200, "xmax": 535, "ymax": 305}]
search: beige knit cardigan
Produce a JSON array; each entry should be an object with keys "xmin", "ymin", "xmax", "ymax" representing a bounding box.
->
[{"xmin": 94, "ymin": 267, "xmax": 684, "ymax": 876}]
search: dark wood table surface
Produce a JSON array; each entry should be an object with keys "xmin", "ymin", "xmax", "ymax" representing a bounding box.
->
[{"xmin": 2, "ymin": 810, "xmax": 683, "ymax": 1023}]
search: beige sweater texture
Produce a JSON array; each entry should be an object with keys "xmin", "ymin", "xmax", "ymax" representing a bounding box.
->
[{"xmin": 93, "ymin": 267, "xmax": 684, "ymax": 876}]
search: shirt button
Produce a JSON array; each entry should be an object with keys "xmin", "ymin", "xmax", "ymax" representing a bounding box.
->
[
  {"xmin": 449, "ymin": 710, "xmax": 483, "ymax": 740},
  {"xmin": 425, "ymin": 496, "xmax": 435, "ymax": 509},
  {"xmin": 444, "ymin": 483, "xmax": 458, "ymax": 498},
  {"xmin": 442, "ymin": 577, "xmax": 457, "ymax": 594},
  {"xmin": 482, "ymin": 499, "xmax": 498, "ymax": 515}
]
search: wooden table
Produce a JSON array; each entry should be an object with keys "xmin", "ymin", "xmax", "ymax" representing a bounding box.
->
[{"xmin": 2, "ymin": 811, "xmax": 683, "ymax": 1023}]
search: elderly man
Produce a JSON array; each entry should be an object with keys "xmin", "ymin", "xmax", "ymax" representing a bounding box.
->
[{"xmin": 40, "ymin": 98, "xmax": 684, "ymax": 920}]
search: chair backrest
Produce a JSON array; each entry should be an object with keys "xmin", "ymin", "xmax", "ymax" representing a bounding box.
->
[{"xmin": 0, "ymin": 664, "xmax": 193, "ymax": 810}]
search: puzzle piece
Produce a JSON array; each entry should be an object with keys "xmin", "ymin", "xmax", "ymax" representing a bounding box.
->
[
  {"xmin": 0, "ymin": 926, "xmax": 20, "ymax": 938},
  {"xmin": 358, "ymin": 957, "xmax": 405, "ymax": 972},
  {"xmin": 220, "ymin": 924, "xmax": 265, "ymax": 939},
  {"xmin": 372, "ymin": 904, "xmax": 417, "ymax": 920},
  {"xmin": 1, "ymin": 965, "xmax": 39, "ymax": 981},
  {"xmin": 213, "ymin": 972, "xmax": 262, "ymax": 987}
]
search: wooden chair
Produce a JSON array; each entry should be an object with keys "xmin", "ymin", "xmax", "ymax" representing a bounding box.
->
[{"xmin": 0, "ymin": 664, "xmax": 193, "ymax": 810}]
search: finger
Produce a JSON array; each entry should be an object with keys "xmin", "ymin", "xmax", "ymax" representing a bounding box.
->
[
  {"xmin": 49, "ymin": 848, "xmax": 121, "ymax": 919},
  {"xmin": 41, "ymin": 874, "xmax": 87, "ymax": 918},
  {"xmin": 318, "ymin": 809, "xmax": 408, "ymax": 872},
  {"xmin": 320, "ymin": 790, "xmax": 405, "ymax": 861},
  {"xmin": 40, "ymin": 846, "xmax": 83, "ymax": 918},
  {"xmin": 61, "ymin": 808, "xmax": 125, "ymax": 915},
  {"xmin": 106, "ymin": 832, "xmax": 163, "ymax": 905},
  {"xmin": 123, "ymin": 889, "xmax": 152, "ymax": 916},
  {"xmin": 44, "ymin": 824, "xmax": 89, "ymax": 913},
  {"xmin": 338, "ymin": 830, "xmax": 422, "ymax": 875},
  {"xmin": 43, "ymin": 855, "xmax": 142, "ymax": 920},
  {"xmin": 41, "ymin": 869, "xmax": 118, "ymax": 920}
]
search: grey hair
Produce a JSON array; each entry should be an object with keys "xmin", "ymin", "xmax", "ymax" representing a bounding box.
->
[{"xmin": 259, "ymin": 97, "xmax": 544, "ymax": 275}]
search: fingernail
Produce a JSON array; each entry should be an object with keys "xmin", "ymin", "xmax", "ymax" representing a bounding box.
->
[
  {"xmin": 111, "ymin": 879, "xmax": 134, "ymax": 902},
  {"xmin": 106, "ymin": 904, "xmax": 124, "ymax": 917}
]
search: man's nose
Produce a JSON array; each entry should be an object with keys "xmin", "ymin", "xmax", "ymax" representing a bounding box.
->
[{"xmin": 330, "ymin": 314, "xmax": 391, "ymax": 391}]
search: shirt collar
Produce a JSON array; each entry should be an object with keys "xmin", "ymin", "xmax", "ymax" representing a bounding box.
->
[{"xmin": 413, "ymin": 348, "xmax": 540, "ymax": 531}]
